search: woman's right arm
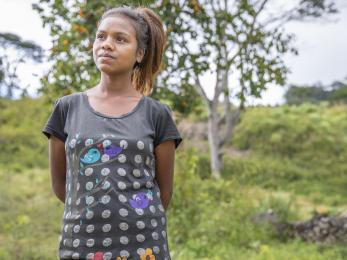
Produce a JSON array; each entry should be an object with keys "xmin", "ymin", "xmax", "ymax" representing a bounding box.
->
[{"xmin": 49, "ymin": 135, "xmax": 67, "ymax": 203}]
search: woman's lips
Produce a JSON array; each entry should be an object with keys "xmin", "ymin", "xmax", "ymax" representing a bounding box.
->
[
  {"xmin": 99, "ymin": 56, "xmax": 114, "ymax": 59},
  {"xmin": 99, "ymin": 56, "xmax": 116, "ymax": 62},
  {"xmin": 99, "ymin": 53, "xmax": 115, "ymax": 59}
]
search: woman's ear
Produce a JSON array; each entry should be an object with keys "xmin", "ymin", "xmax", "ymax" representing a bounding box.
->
[{"xmin": 136, "ymin": 48, "xmax": 145, "ymax": 63}]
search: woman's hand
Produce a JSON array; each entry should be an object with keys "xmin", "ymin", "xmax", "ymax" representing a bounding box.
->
[{"xmin": 154, "ymin": 139, "xmax": 176, "ymax": 211}]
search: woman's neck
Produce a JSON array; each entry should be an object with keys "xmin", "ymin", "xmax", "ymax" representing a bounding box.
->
[{"xmin": 96, "ymin": 72, "xmax": 141, "ymax": 97}]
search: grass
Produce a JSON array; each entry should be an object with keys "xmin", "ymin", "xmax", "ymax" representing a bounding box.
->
[
  {"xmin": 1, "ymin": 150, "xmax": 347, "ymax": 259},
  {"xmin": 1, "ymin": 99, "xmax": 347, "ymax": 259}
]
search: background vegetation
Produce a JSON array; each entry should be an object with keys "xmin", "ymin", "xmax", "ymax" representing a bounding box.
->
[
  {"xmin": 1, "ymin": 97, "xmax": 347, "ymax": 259},
  {"xmin": 1, "ymin": 0, "xmax": 346, "ymax": 259}
]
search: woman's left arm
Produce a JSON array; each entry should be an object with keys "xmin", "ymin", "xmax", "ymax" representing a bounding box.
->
[{"xmin": 154, "ymin": 139, "xmax": 176, "ymax": 211}]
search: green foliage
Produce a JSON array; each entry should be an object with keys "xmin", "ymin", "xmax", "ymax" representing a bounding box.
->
[
  {"xmin": 285, "ymin": 85, "xmax": 330, "ymax": 105},
  {"xmin": 32, "ymin": 0, "xmax": 205, "ymax": 116},
  {"xmin": 157, "ymin": 0, "xmax": 299, "ymax": 108},
  {"xmin": 232, "ymin": 103, "xmax": 347, "ymax": 164},
  {"xmin": 0, "ymin": 33, "xmax": 43, "ymax": 62},
  {"xmin": 0, "ymin": 96, "xmax": 52, "ymax": 170},
  {"xmin": 2, "ymin": 97, "xmax": 347, "ymax": 259},
  {"xmin": 285, "ymin": 80, "xmax": 347, "ymax": 105},
  {"xmin": 33, "ymin": 1, "xmax": 337, "ymax": 115},
  {"xmin": 223, "ymin": 151, "xmax": 347, "ymax": 207},
  {"xmin": 228, "ymin": 103, "xmax": 347, "ymax": 206},
  {"xmin": 1, "ymin": 147, "xmax": 347, "ymax": 259},
  {"xmin": 0, "ymin": 168, "xmax": 64, "ymax": 259},
  {"xmin": 0, "ymin": 33, "xmax": 43, "ymax": 98},
  {"xmin": 328, "ymin": 81, "xmax": 347, "ymax": 103}
]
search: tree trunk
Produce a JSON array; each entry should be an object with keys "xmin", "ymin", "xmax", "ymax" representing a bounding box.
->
[
  {"xmin": 194, "ymin": 68, "xmax": 239, "ymax": 179},
  {"xmin": 207, "ymin": 106, "xmax": 222, "ymax": 179}
]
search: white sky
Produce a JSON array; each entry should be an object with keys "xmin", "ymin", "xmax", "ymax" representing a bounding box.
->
[{"xmin": 0, "ymin": 0, "xmax": 346, "ymax": 106}]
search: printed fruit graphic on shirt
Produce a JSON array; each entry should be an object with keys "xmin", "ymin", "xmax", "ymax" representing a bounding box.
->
[
  {"xmin": 80, "ymin": 143, "xmax": 123, "ymax": 165},
  {"xmin": 92, "ymin": 251, "xmax": 103, "ymax": 260},
  {"xmin": 104, "ymin": 144, "xmax": 122, "ymax": 157},
  {"xmin": 80, "ymin": 148, "xmax": 101, "ymax": 164},
  {"xmin": 130, "ymin": 192, "xmax": 150, "ymax": 209}
]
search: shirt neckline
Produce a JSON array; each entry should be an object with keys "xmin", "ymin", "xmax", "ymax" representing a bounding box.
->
[{"xmin": 81, "ymin": 92, "xmax": 145, "ymax": 119}]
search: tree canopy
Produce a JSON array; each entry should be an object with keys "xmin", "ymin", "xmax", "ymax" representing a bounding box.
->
[
  {"xmin": 0, "ymin": 32, "xmax": 43, "ymax": 98},
  {"xmin": 285, "ymin": 78, "xmax": 347, "ymax": 105}
]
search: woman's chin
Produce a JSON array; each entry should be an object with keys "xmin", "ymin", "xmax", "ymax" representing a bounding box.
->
[
  {"xmin": 97, "ymin": 65, "xmax": 131, "ymax": 75},
  {"xmin": 97, "ymin": 65, "xmax": 117, "ymax": 74}
]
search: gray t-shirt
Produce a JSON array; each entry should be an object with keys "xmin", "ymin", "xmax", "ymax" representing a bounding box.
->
[{"xmin": 42, "ymin": 91, "xmax": 182, "ymax": 260}]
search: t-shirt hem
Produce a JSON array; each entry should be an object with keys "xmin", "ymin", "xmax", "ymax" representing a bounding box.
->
[
  {"xmin": 154, "ymin": 136, "xmax": 183, "ymax": 149},
  {"xmin": 42, "ymin": 125, "xmax": 67, "ymax": 143}
]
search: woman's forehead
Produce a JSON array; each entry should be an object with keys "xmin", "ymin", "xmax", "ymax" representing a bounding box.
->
[{"xmin": 98, "ymin": 16, "xmax": 136, "ymax": 36}]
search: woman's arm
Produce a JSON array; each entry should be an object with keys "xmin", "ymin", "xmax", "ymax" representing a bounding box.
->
[
  {"xmin": 154, "ymin": 139, "xmax": 176, "ymax": 211},
  {"xmin": 48, "ymin": 135, "xmax": 67, "ymax": 203}
]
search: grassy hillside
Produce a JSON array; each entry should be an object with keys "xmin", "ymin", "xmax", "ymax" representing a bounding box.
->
[
  {"xmin": 0, "ymin": 96, "xmax": 53, "ymax": 170},
  {"xmin": 1, "ymin": 98, "xmax": 347, "ymax": 259},
  {"xmin": 229, "ymin": 102, "xmax": 347, "ymax": 206}
]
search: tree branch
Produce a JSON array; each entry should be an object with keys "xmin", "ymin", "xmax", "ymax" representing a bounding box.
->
[
  {"xmin": 194, "ymin": 74, "xmax": 210, "ymax": 106},
  {"xmin": 227, "ymin": 0, "xmax": 269, "ymax": 67},
  {"xmin": 219, "ymin": 107, "xmax": 241, "ymax": 147}
]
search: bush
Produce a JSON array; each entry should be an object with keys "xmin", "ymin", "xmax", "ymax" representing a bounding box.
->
[
  {"xmin": 0, "ymin": 97, "xmax": 51, "ymax": 169},
  {"xmin": 232, "ymin": 103, "xmax": 347, "ymax": 166}
]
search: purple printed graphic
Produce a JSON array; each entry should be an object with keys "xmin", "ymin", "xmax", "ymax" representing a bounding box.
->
[
  {"xmin": 104, "ymin": 144, "xmax": 122, "ymax": 157},
  {"xmin": 129, "ymin": 192, "xmax": 150, "ymax": 209}
]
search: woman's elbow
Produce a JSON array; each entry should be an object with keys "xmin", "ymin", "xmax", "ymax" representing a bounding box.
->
[{"xmin": 52, "ymin": 180, "xmax": 66, "ymax": 203}]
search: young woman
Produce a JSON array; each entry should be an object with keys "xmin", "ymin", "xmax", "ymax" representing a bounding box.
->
[{"xmin": 42, "ymin": 6, "xmax": 182, "ymax": 260}]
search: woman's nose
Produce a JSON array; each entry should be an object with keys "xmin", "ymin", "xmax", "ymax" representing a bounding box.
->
[{"xmin": 101, "ymin": 36, "xmax": 114, "ymax": 50}]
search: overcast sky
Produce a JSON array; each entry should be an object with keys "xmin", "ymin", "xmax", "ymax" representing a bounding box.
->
[{"xmin": 0, "ymin": 0, "xmax": 346, "ymax": 105}]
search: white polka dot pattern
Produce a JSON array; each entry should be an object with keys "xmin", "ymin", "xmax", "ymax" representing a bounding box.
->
[
  {"xmin": 102, "ymin": 209, "xmax": 111, "ymax": 218},
  {"xmin": 137, "ymin": 248, "xmax": 145, "ymax": 255},
  {"xmin": 86, "ymin": 239, "xmax": 94, "ymax": 247},
  {"xmin": 133, "ymin": 181, "xmax": 140, "ymax": 189},
  {"xmin": 102, "ymin": 224, "xmax": 111, "ymax": 232},
  {"xmin": 119, "ymin": 222, "xmax": 129, "ymax": 231},
  {"xmin": 136, "ymin": 221, "xmax": 145, "ymax": 229},
  {"xmin": 86, "ymin": 210, "xmax": 94, "ymax": 219},
  {"xmin": 103, "ymin": 237, "xmax": 112, "ymax": 247},
  {"xmin": 118, "ymin": 194, "xmax": 127, "ymax": 203},
  {"xmin": 120, "ymin": 236, "xmax": 129, "ymax": 245},
  {"xmin": 86, "ymin": 225, "xmax": 94, "ymax": 233},
  {"xmin": 133, "ymin": 169, "xmax": 141, "ymax": 177},
  {"xmin": 60, "ymin": 135, "xmax": 174, "ymax": 259},
  {"xmin": 101, "ymin": 167, "xmax": 110, "ymax": 176},
  {"xmin": 136, "ymin": 234, "xmax": 145, "ymax": 242},
  {"xmin": 117, "ymin": 181, "xmax": 126, "ymax": 190},
  {"xmin": 117, "ymin": 168, "xmax": 126, "ymax": 176},
  {"xmin": 120, "ymin": 250, "xmax": 130, "ymax": 258},
  {"xmin": 119, "ymin": 208, "xmax": 128, "ymax": 217}
]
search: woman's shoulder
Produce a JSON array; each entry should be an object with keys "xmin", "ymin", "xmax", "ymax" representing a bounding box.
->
[
  {"xmin": 144, "ymin": 95, "xmax": 171, "ymax": 112},
  {"xmin": 58, "ymin": 91, "xmax": 84, "ymax": 106}
]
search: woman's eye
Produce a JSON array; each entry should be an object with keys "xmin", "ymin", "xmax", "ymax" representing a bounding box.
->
[{"xmin": 96, "ymin": 34, "xmax": 125, "ymax": 43}]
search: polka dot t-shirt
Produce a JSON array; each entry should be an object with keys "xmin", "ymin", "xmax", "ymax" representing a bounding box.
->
[{"xmin": 42, "ymin": 92, "xmax": 182, "ymax": 260}]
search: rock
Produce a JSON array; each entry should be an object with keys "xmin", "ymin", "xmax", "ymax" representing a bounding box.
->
[
  {"xmin": 251, "ymin": 208, "xmax": 279, "ymax": 225},
  {"xmin": 252, "ymin": 209, "xmax": 347, "ymax": 244}
]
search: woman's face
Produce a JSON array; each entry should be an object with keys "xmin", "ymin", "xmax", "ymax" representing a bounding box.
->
[{"xmin": 92, "ymin": 15, "xmax": 144, "ymax": 75}]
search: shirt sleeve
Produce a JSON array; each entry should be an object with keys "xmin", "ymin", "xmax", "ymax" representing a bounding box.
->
[
  {"xmin": 154, "ymin": 104, "xmax": 183, "ymax": 149},
  {"xmin": 42, "ymin": 97, "xmax": 68, "ymax": 143}
]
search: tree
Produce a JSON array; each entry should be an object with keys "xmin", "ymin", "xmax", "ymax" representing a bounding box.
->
[
  {"xmin": 285, "ymin": 78, "xmax": 347, "ymax": 105},
  {"xmin": 33, "ymin": 0, "xmax": 338, "ymax": 178},
  {"xmin": 154, "ymin": 0, "xmax": 338, "ymax": 178},
  {"xmin": 284, "ymin": 84, "xmax": 329, "ymax": 104},
  {"xmin": 328, "ymin": 79, "xmax": 347, "ymax": 103},
  {"xmin": 0, "ymin": 33, "xmax": 44, "ymax": 98}
]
